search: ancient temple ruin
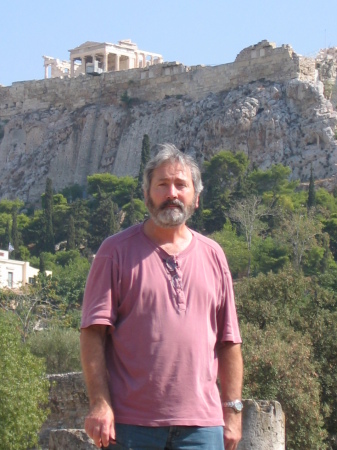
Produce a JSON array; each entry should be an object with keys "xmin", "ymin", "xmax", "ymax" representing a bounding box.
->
[{"xmin": 43, "ymin": 39, "xmax": 163, "ymax": 79}]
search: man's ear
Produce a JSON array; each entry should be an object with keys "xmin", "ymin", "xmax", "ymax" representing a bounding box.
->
[{"xmin": 195, "ymin": 195, "xmax": 200, "ymax": 209}]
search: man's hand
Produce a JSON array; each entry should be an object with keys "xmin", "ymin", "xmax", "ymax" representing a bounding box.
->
[
  {"xmin": 223, "ymin": 409, "xmax": 242, "ymax": 450},
  {"xmin": 81, "ymin": 326, "xmax": 115, "ymax": 448},
  {"xmin": 85, "ymin": 400, "xmax": 116, "ymax": 448}
]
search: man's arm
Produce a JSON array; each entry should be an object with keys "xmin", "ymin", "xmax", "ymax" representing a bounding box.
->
[
  {"xmin": 217, "ymin": 342, "xmax": 243, "ymax": 450},
  {"xmin": 80, "ymin": 325, "xmax": 115, "ymax": 448}
]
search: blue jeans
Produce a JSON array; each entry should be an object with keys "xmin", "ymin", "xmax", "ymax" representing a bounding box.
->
[{"xmin": 106, "ymin": 424, "xmax": 224, "ymax": 449}]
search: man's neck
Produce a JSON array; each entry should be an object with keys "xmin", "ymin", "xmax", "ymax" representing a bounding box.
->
[{"xmin": 143, "ymin": 219, "xmax": 193, "ymax": 255}]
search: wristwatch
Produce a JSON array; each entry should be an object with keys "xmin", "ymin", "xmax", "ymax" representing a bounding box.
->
[{"xmin": 222, "ymin": 400, "xmax": 243, "ymax": 413}]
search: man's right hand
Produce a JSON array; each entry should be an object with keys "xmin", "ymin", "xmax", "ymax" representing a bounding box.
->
[{"xmin": 84, "ymin": 401, "xmax": 116, "ymax": 448}]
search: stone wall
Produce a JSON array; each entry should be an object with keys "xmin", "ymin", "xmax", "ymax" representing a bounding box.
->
[
  {"xmin": 0, "ymin": 40, "xmax": 315, "ymax": 120},
  {"xmin": 39, "ymin": 372, "xmax": 89, "ymax": 449},
  {"xmin": 41, "ymin": 372, "xmax": 285, "ymax": 450},
  {"xmin": 316, "ymin": 46, "xmax": 337, "ymax": 108}
]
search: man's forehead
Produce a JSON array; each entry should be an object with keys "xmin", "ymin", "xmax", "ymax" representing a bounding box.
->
[{"xmin": 153, "ymin": 161, "xmax": 191, "ymax": 179}]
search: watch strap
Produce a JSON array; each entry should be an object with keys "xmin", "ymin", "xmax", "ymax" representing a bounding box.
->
[{"xmin": 222, "ymin": 400, "xmax": 243, "ymax": 412}]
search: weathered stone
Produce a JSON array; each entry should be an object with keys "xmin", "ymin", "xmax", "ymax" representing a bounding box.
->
[
  {"xmin": 39, "ymin": 372, "xmax": 89, "ymax": 450},
  {"xmin": 40, "ymin": 374, "xmax": 285, "ymax": 450},
  {"xmin": 49, "ymin": 429, "xmax": 95, "ymax": 450},
  {"xmin": 238, "ymin": 400, "xmax": 285, "ymax": 450}
]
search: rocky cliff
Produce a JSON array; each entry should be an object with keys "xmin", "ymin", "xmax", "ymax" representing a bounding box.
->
[{"xmin": 0, "ymin": 40, "xmax": 336, "ymax": 202}]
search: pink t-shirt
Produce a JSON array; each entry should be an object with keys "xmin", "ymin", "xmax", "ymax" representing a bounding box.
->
[{"xmin": 81, "ymin": 223, "xmax": 241, "ymax": 427}]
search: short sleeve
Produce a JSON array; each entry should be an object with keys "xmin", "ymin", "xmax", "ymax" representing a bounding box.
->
[
  {"xmin": 216, "ymin": 262, "xmax": 242, "ymax": 344},
  {"xmin": 81, "ymin": 253, "xmax": 117, "ymax": 329}
]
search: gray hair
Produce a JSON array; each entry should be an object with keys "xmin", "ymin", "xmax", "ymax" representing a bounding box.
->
[{"xmin": 143, "ymin": 143, "xmax": 203, "ymax": 195}]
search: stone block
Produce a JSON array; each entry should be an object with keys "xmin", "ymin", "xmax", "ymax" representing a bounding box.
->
[
  {"xmin": 49, "ymin": 429, "xmax": 95, "ymax": 450},
  {"xmin": 238, "ymin": 400, "xmax": 285, "ymax": 450},
  {"xmin": 40, "ymin": 374, "xmax": 285, "ymax": 450}
]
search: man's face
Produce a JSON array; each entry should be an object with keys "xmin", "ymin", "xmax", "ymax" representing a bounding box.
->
[{"xmin": 145, "ymin": 161, "xmax": 199, "ymax": 228}]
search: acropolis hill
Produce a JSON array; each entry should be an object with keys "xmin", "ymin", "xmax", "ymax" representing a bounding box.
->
[{"xmin": 0, "ymin": 39, "xmax": 337, "ymax": 202}]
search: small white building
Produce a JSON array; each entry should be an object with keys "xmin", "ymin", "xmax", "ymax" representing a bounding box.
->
[{"xmin": 0, "ymin": 250, "xmax": 50, "ymax": 289}]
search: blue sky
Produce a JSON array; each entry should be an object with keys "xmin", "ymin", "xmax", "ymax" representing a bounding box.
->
[{"xmin": 1, "ymin": 0, "xmax": 336, "ymax": 87}]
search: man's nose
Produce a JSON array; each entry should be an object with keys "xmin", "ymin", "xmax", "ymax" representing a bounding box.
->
[{"xmin": 167, "ymin": 183, "xmax": 178, "ymax": 198}]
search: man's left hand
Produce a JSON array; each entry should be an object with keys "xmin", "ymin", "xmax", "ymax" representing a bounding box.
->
[{"xmin": 223, "ymin": 409, "xmax": 242, "ymax": 450}]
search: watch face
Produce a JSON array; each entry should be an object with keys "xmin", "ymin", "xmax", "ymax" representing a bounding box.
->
[
  {"xmin": 234, "ymin": 401, "xmax": 243, "ymax": 412},
  {"xmin": 223, "ymin": 400, "xmax": 243, "ymax": 412}
]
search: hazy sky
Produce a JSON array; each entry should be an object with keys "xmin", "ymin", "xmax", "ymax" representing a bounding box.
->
[{"xmin": 1, "ymin": 0, "xmax": 336, "ymax": 87}]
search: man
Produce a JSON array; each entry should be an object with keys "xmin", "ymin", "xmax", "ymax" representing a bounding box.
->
[{"xmin": 80, "ymin": 143, "xmax": 243, "ymax": 450}]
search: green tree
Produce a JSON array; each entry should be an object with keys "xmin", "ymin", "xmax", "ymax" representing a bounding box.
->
[
  {"xmin": 20, "ymin": 209, "xmax": 44, "ymax": 256},
  {"xmin": 0, "ymin": 199, "xmax": 24, "ymax": 214},
  {"xmin": 61, "ymin": 183, "xmax": 85, "ymax": 203},
  {"xmin": 229, "ymin": 195, "xmax": 271, "ymax": 276},
  {"xmin": 235, "ymin": 267, "xmax": 337, "ymax": 447},
  {"xmin": 210, "ymin": 222, "xmax": 250, "ymax": 278},
  {"xmin": 52, "ymin": 194, "xmax": 70, "ymax": 245},
  {"xmin": 322, "ymin": 214, "xmax": 337, "ymax": 259},
  {"xmin": 188, "ymin": 193, "xmax": 204, "ymax": 232},
  {"xmin": 203, "ymin": 151, "xmax": 249, "ymax": 232},
  {"xmin": 307, "ymin": 165, "xmax": 316, "ymax": 208},
  {"xmin": 39, "ymin": 252, "xmax": 46, "ymax": 274},
  {"xmin": 28, "ymin": 327, "xmax": 81, "ymax": 374},
  {"xmin": 136, "ymin": 134, "xmax": 151, "ymax": 199},
  {"xmin": 251, "ymin": 236, "xmax": 288, "ymax": 275},
  {"xmin": 43, "ymin": 177, "xmax": 55, "ymax": 253},
  {"xmin": 66, "ymin": 214, "xmax": 76, "ymax": 250},
  {"xmin": 241, "ymin": 322, "xmax": 327, "ymax": 450},
  {"xmin": 278, "ymin": 210, "xmax": 322, "ymax": 269},
  {"xmin": 87, "ymin": 174, "xmax": 137, "ymax": 206},
  {"xmin": 89, "ymin": 195, "xmax": 119, "ymax": 251},
  {"xmin": 309, "ymin": 308, "xmax": 337, "ymax": 444},
  {"xmin": 0, "ymin": 310, "xmax": 49, "ymax": 449},
  {"xmin": 51, "ymin": 252, "xmax": 90, "ymax": 310},
  {"xmin": 248, "ymin": 164, "xmax": 294, "ymax": 197},
  {"xmin": 122, "ymin": 198, "xmax": 147, "ymax": 228},
  {"xmin": 71, "ymin": 199, "xmax": 90, "ymax": 250},
  {"xmin": 5, "ymin": 217, "xmax": 11, "ymax": 247},
  {"xmin": 0, "ymin": 282, "xmax": 57, "ymax": 342},
  {"xmin": 235, "ymin": 265, "xmax": 310, "ymax": 330},
  {"xmin": 10, "ymin": 207, "xmax": 20, "ymax": 260},
  {"xmin": 127, "ymin": 194, "xmax": 136, "ymax": 226}
]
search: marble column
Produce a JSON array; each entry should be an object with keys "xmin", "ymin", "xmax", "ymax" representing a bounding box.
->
[{"xmin": 104, "ymin": 52, "xmax": 108, "ymax": 72}]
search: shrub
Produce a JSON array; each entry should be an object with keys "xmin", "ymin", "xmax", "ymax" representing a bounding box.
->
[
  {"xmin": 0, "ymin": 310, "xmax": 49, "ymax": 449},
  {"xmin": 241, "ymin": 322, "xmax": 327, "ymax": 450},
  {"xmin": 28, "ymin": 327, "xmax": 81, "ymax": 374}
]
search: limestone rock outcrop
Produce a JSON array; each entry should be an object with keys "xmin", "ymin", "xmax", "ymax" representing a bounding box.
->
[{"xmin": 0, "ymin": 40, "xmax": 336, "ymax": 202}]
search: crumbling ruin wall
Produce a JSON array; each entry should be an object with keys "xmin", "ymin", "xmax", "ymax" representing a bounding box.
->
[
  {"xmin": 0, "ymin": 40, "xmax": 315, "ymax": 119},
  {"xmin": 41, "ymin": 373, "xmax": 285, "ymax": 450},
  {"xmin": 39, "ymin": 373, "xmax": 89, "ymax": 449},
  {"xmin": 316, "ymin": 47, "xmax": 337, "ymax": 108}
]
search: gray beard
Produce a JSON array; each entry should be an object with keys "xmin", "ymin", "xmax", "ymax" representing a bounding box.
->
[{"xmin": 146, "ymin": 197, "xmax": 196, "ymax": 228}]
